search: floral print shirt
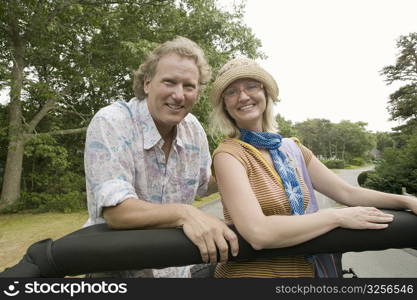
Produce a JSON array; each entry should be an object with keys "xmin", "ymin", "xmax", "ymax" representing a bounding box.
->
[{"xmin": 84, "ymin": 98, "xmax": 211, "ymax": 277}]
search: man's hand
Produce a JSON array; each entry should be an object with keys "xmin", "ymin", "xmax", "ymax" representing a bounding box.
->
[
  {"xmin": 179, "ymin": 205, "xmax": 239, "ymax": 264},
  {"xmin": 103, "ymin": 199, "xmax": 238, "ymax": 264}
]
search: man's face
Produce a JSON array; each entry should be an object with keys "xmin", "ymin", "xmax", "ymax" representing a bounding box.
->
[{"xmin": 144, "ymin": 53, "xmax": 200, "ymax": 136}]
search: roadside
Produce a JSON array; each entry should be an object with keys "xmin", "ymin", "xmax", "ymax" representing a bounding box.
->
[{"xmin": 314, "ymin": 165, "xmax": 375, "ymax": 209}]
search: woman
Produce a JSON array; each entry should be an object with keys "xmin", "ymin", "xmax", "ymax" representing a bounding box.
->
[{"xmin": 209, "ymin": 58, "xmax": 417, "ymax": 278}]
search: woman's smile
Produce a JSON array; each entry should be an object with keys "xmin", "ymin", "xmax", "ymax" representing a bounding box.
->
[{"xmin": 238, "ymin": 103, "xmax": 256, "ymax": 111}]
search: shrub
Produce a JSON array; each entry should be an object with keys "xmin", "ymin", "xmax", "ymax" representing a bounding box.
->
[
  {"xmin": 321, "ymin": 159, "xmax": 345, "ymax": 169},
  {"xmin": 349, "ymin": 157, "xmax": 366, "ymax": 166},
  {"xmin": 357, "ymin": 170, "xmax": 375, "ymax": 186},
  {"xmin": 20, "ymin": 191, "xmax": 86, "ymax": 213},
  {"xmin": 363, "ymin": 135, "xmax": 417, "ymax": 194},
  {"xmin": 363, "ymin": 172, "xmax": 403, "ymax": 194},
  {"xmin": 45, "ymin": 191, "xmax": 86, "ymax": 213}
]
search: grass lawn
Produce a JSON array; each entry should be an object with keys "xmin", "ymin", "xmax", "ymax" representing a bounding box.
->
[
  {"xmin": 194, "ymin": 192, "xmax": 220, "ymax": 207},
  {"xmin": 0, "ymin": 194, "xmax": 220, "ymax": 273},
  {"xmin": 0, "ymin": 211, "xmax": 88, "ymax": 272}
]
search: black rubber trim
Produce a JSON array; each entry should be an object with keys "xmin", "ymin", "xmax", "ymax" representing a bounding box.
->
[{"xmin": 1, "ymin": 209, "xmax": 416, "ymax": 277}]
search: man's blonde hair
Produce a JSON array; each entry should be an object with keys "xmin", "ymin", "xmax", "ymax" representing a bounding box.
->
[{"xmin": 133, "ymin": 37, "xmax": 211, "ymax": 100}]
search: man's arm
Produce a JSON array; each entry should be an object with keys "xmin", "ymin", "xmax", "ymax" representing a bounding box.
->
[
  {"xmin": 103, "ymin": 198, "xmax": 184, "ymax": 229},
  {"xmin": 84, "ymin": 107, "xmax": 139, "ymax": 223},
  {"xmin": 103, "ymin": 198, "xmax": 238, "ymax": 264},
  {"xmin": 86, "ymin": 109, "xmax": 238, "ymax": 264}
]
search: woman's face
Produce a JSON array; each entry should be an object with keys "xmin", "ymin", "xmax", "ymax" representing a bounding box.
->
[{"xmin": 223, "ymin": 78, "xmax": 266, "ymax": 131}]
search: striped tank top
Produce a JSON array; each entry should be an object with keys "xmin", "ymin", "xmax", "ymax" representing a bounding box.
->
[{"xmin": 213, "ymin": 138, "xmax": 315, "ymax": 278}]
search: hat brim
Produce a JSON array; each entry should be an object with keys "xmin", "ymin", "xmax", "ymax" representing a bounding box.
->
[{"xmin": 210, "ymin": 64, "xmax": 279, "ymax": 106}]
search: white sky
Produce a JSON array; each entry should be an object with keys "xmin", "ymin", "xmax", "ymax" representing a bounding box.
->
[{"xmin": 240, "ymin": 0, "xmax": 417, "ymax": 132}]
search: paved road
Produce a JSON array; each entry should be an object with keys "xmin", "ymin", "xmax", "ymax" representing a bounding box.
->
[
  {"xmin": 200, "ymin": 166, "xmax": 417, "ymax": 277},
  {"xmin": 321, "ymin": 166, "xmax": 417, "ymax": 278},
  {"xmin": 315, "ymin": 166, "xmax": 374, "ymax": 209}
]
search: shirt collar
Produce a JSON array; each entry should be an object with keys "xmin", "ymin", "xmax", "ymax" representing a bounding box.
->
[
  {"xmin": 174, "ymin": 126, "xmax": 185, "ymax": 149},
  {"xmin": 138, "ymin": 99, "xmax": 185, "ymax": 150},
  {"xmin": 137, "ymin": 99, "xmax": 162, "ymax": 150}
]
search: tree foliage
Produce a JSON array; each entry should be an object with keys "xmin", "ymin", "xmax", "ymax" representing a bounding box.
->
[
  {"xmin": 276, "ymin": 113, "xmax": 297, "ymax": 138},
  {"xmin": 365, "ymin": 32, "xmax": 417, "ymax": 195},
  {"xmin": 375, "ymin": 131, "xmax": 394, "ymax": 153},
  {"xmin": 294, "ymin": 119, "xmax": 333, "ymax": 158},
  {"xmin": 380, "ymin": 32, "xmax": 417, "ymax": 133},
  {"xmin": 364, "ymin": 134, "xmax": 417, "ymax": 194},
  {"xmin": 293, "ymin": 119, "xmax": 374, "ymax": 163},
  {"xmin": 0, "ymin": 0, "xmax": 263, "ymax": 212},
  {"xmin": 272, "ymin": 115, "xmax": 376, "ymax": 167}
]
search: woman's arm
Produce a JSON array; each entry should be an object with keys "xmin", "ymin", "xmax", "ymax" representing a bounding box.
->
[
  {"xmin": 307, "ymin": 156, "xmax": 417, "ymax": 213},
  {"xmin": 214, "ymin": 153, "xmax": 394, "ymax": 250}
]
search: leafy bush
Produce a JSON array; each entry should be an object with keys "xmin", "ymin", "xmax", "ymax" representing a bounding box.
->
[
  {"xmin": 13, "ymin": 134, "xmax": 88, "ymax": 213},
  {"xmin": 321, "ymin": 159, "xmax": 345, "ymax": 169},
  {"xmin": 363, "ymin": 135, "xmax": 417, "ymax": 194},
  {"xmin": 357, "ymin": 170, "xmax": 375, "ymax": 186},
  {"xmin": 363, "ymin": 172, "xmax": 403, "ymax": 194},
  {"xmin": 20, "ymin": 191, "xmax": 86, "ymax": 213},
  {"xmin": 349, "ymin": 157, "xmax": 366, "ymax": 166}
]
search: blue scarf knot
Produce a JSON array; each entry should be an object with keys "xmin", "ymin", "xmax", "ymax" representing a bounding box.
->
[{"xmin": 239, "ymin": 129, "xmax": 305, "ymax": 215}]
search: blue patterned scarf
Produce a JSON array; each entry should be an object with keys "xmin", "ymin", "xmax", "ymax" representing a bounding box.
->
[{"xmin": 239, "ymin": 129, "xmax": 305, "ymax": 215}]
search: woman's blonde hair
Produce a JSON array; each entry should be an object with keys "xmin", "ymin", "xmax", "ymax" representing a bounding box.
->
[
  {"xmin": 210, "ymin": 58, "xmax": 279, "ymax": 138},
  {"xmin": 133, "ymin": 36, "xmax": 211, "ymax": 100}
]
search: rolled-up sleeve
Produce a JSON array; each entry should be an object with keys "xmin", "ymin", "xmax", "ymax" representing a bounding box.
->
[{"xmin": 84, "ymin": 111, "xmax": 138, "ymax": 221}]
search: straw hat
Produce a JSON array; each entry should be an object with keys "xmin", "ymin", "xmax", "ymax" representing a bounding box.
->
[{"xmin": 210, "ymin": 58, "xmax": 279, "ymax": 106}]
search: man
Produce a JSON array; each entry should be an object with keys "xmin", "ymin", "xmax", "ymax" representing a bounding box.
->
[{"xmin": 84, "ymin": 37, "xmax": 238, "ymax": 277}]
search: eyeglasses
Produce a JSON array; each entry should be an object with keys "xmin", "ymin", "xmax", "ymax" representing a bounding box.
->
[{"xmin": 222, "ymin": 81, "xmax": 263, "ymax": 101}]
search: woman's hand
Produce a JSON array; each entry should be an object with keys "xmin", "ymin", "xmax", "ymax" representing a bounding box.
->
[
  {"xmin": 405, "ymin": 196, "xmax": 417, "ymax": 214},
  {"xmin": 333, "ymin": 206, "xmax": 394, "ymax": 229}
]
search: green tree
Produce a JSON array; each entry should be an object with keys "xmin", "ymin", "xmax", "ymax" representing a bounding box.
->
[
  {"xmin": 375, "ymin": 131, "xmax": 394, "ymax": 153},
  {"xmin": 365, "ymin": 32, "xmax": 417, "ymax": 195},
  {"xmin": 275, "ymin": 113, "xmax": 297, "ymax": 137},
  {"xmin": 294, "ymin": 118, "xmax": 333, "ymax": 158},
  {"xmin": 18, "ymin": 134, "xmax": 86, "ymax": 212},
  {"xmin": 332, "ymin": 121, "xmax": 375, "ymax": 163},
  {"xmin": 380, "ymin": 32, "xmax": 417, "ymax": 134},
  {"xmin": 364, "ymin": 134, "xmax": 417, "ymax": 194},
  {"xmin": 294, "ymin": 119, "xmax": 374, "ymax": 163},
  {"xmin": 0, "ymin": 0, "xmax": 263, "ymax": 211},
  {"xmin": 0, "ymin": 104, "xmax": 8, "ymax": 189}
]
